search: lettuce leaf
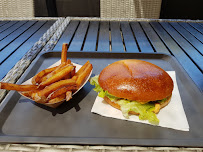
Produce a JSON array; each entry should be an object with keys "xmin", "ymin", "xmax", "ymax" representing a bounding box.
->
[
  {"xmin": 117, "ymin": 100, "xmax": 159, "ymax": 125},
  {"xmin": 90, "ymin": 75, "xmax": 159, "ymax": 125}
]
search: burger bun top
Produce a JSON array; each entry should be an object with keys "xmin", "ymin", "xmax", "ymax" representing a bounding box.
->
[{"xmin": 98, "ymin": 59, "xmax": 173, "ymax": 103}]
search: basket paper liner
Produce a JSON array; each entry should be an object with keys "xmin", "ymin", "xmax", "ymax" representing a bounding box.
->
[
  {"xmin": 91, "ymin": 71, "xmax": 189, "ymax": 131},
  {"xmin": 20, "ymin": 60, "xmax": 92, "ymax": 108}
]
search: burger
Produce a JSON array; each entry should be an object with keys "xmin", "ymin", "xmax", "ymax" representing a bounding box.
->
[{"xmin": 90, "ymin": 59, "xmax": 174, "ymax": 125}]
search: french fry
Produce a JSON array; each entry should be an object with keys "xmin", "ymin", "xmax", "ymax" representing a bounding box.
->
[
  {"xmin": 66, "ymin": 91, "xmax": 72, "ymax": 101},
  {"xmin": 20, "ymin": 90, "xmax": 39, "ymax": 98},
  {"xmin": 70, "ymin": 67, "xmax": 75, "ymax": 77},
  {"xmin": 31, "ymin": 66, "xmax": 58, "ymax": 85},
  {"xmin": 67, "ymin": 59, "xmax": 71, "ymax": 64},
  {"xmin": 48, "ymin": 94, "xmax": 66, "ymax": 104},
  {"xmin": 47, "ymin": 85, "xmax": 77, "ymax": 101},
  {"xmin": 71, "ymin": 60, "xmax": 92, "ymax": 87},
  {"xmin": 75, "ymin": 61, "xmax": 90, "ymax": 76},
  {"xmin": 62, "ymin": 72, "xmax": 72, "ymax": 80},
  {"xmin": 42, "ymin": 62, "xmax": 67, "ymax": 82},
  {"xmin": 61, "ymin": 43, "xmax": 68, "ymax": 63},
  {"xmin": 76, "ymin": 63, "xmax": 93, "ymax": 88},
  {"xmin": 38, "ymin": 62, "xmax": 73, "ymax": 86},
  {"xmin": 38, "ymin": 65, "xmax": 75, "ymax": 89},
  {"xmin": 32, "ymin": 79, "xmax": 76, "ymax": 102},
  {"xmin": 0, "ymin": 82, "xmax": 37, "ymax": 91},
  {"xmin": 34, "ymin": 64, "xmax": 67, "ymax": 85},
  {"xmin": 71, "ymin": 76, "xmax": 78, "ymax": 81},
  {"xmin": 60, "ymin": 63, "xmax": 75, "ymax": 80}
]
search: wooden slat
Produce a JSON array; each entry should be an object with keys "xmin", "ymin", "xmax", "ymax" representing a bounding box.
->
[
  {"xmin": 130, "ymin": 22, "xmax": 154, "ymax": 53},
  {"xmin": 0, "ymin": 21, "xmax": 27, "ymax": 41},
  {"xmin": 97, "ymin": 21, "xmax": 110, "ymax": 52},
  {"xmin": 0, "ymin": 21, "xmax": 45, "ymax": 65},
  {"xmin": 68, "ymin": 21, "xmax": 89, "ymax": 51},
  {"xmin": 189, "ymin": 22, "xmax": 203, "ymax": 34},
  {"xmin": 199, "ymin": 23, "xmax": 203, "ymax": 28},
  {"xmin": 150, "ymin": 22, "xmax": 203, "ymax": 91},
  {"xmin": 110, "ymin": 21, "xmax": 124, "ymax": 52},
  {"xmin": 53, "ymin": 20, "xmax": 79, "ymax": 51},
  {"xmin": 0, "ymin": 21, "xmax": 9, "ymax": 27},
  {"xmin": 0, "ymin": 21, "xmax": 18, "ymax": 33},
  {"xmin": 139, "ymin": 22, "xmax": 170, "ymax": 54},
  {"xmin": 0, "ymin": 21, "xmax": 36, "ymax": 51},
  {"xmin": 160, "ymin": 22, "xmax": 203, "ymax": 72},
  {"xmin": 170, "ymin": 22, "xmax": 203, "ymax": 55},
  {"xmin": 179, "ymin": 22, "xmax": 203, "ymax": 43},
  {"xmin": 120, "ymin": 21, "xmax": 139, "ymax": 52},
  {"xmin": 0, "ymin": 21, "xmax": 55, "ymax": 80},
  {"xmin": 82, "ymin": 21, "xmax": 99, "ymax": 52}
]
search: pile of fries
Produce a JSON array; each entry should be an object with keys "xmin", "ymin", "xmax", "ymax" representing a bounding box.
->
[{"xmin": 0, "ymin": 43, "xmax": 93, "ymax": 108}]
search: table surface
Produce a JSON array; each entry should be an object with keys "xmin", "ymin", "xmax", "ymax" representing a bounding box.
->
[
  {"xmin": 0, "ymin": 17, "xmax": 202, "ymax": 151},
  {"xmin": 53, "ymin": 19, "xmax": 203, "ymax": 92},
  {"xmin": 0, "ymin": 19, "xmax": 56, "ymax": 80}
]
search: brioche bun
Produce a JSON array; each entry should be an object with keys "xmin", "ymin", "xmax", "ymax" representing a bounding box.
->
[{"xmin": 98, "ymin": 59, "xmax": 173, "ymax": 104}]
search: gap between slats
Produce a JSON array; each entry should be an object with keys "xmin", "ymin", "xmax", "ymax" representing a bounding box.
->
[
  {"xmin": 95, "ymin": 21, "xmax": 100, "ymax": 51},
  {"xmin": 120, "ymin": 23, "xmax": 127, "ymax": 52},
  {"xmin": 109, "ymin": 23, "xmax": 112, "ymax": 52}
]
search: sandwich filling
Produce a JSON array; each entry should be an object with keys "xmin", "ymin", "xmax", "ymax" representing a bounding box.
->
[{"xmin": 90, "ymin": 75, "xmax": 168, "ymax": 125}]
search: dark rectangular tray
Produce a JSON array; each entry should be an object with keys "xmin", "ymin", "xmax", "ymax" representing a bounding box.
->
[{"xmin": 0, "ymin": 52, "xmax": 202, "ymax": 147}]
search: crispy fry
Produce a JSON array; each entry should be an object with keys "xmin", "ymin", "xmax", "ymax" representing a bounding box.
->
[
  {"xmin": 76, "ymin": 63, "xmax": 93, "ymax": 88},
  {"xmin": 48, "ymin": 94, "xmax": 66, "ymax": 104},
  {"xmin": 67, "ymin": 59, "xmax": 71, "ymax": 64},
  {"xmin": 39, "ymin": 62, "xmax": 73, "ymax": 85},
  {"xmin": 71, "ymin": 76, "xmax": 78, "ymax": 81},
  {"xmin": 62, "ymin": 64, "xmax": 75, "ymax": 79},
  {"xmin": 38, "ymin": 65, "xmax": 75, "ymax": 89},
  {"xmin": 42, "ymin": 62, "xmax": 67, "ymax": 82},
  {"xmin": 70, "ymin": 67, "xmax": 75, "ymax": 77},
  {"xmin": 62, "ymin": 72, "xmax": 72, "ymax": 80},
  {"xmin": 32, "ymin": 79, "xmax": 76, "ymax": 102},
  {"xmin": 66, "ymin": 91, "xmax": 72, "ymax": 101},
  {"xmin": 75, "ymin": 61, "xmax": 90, "ymax": 76},
  {"xmin": 72, "ymin": 61, "xmax": 92, "ymax": 87},
  {"xmin": 47, "ymin": 85, "xmax": 77, "ymax": 101},
  {"xmin": 0, "ymin": 82, "xmax": 37, "ymax": 91},
  {"xmin": 61, "ymin": 43, "xmax": 68, "ymax": 63},
  {"xmin": 40, "ymin": 74, "xmax": 50, "ymax": 84},
  {"xmin": 31, "ymin": 66, "xmax": 58, "ymax": 85},
  {"xmin": 20, "ymin": 90, "xmax": 39, "ymax": 98}
]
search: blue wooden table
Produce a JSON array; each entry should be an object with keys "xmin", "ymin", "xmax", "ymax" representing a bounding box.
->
[
  {"xmin": 53, "ymin": 19, "xmax": 203, "ymax": 92},
  {"xmin": 0, "ymin": 19, "xmax": 56, "ymax": 80}
]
